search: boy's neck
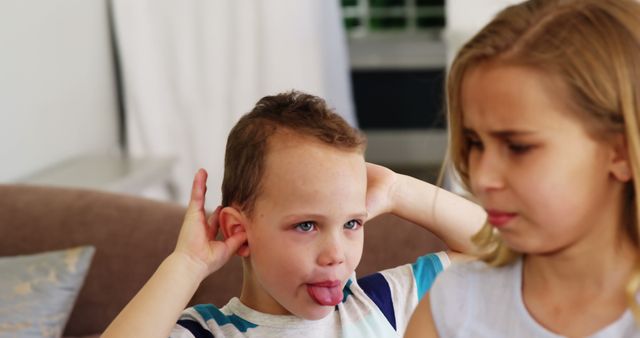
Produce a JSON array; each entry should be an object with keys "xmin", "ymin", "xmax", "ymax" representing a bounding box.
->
[{"xmin": 239, "ymin": 260, "xmax": 292, "ymax": 316}]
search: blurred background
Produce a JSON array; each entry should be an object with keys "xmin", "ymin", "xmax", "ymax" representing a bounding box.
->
[{"xmin": 0, "ymin": 0, "xmax": 521, "ymax": 208}]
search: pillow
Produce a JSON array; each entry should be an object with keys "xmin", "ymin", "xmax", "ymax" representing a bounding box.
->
[{"xmin": 0, "ymin": 246, "xmax": 95, "ymax": 338}]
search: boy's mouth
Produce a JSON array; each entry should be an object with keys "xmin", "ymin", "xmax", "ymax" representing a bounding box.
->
[{"xmin": 307, "ymin": 280, "xmax": 342, "ymax": 306}]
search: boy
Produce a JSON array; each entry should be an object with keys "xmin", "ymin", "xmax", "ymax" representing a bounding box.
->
[{"xmin": 103, "ymin": 91, "xmax": 485, "ymax": 337}]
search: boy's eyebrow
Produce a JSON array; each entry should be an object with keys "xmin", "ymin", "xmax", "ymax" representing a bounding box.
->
[
  {"xmin": 282, "ymin": 211, "xmax": 368, "ymax": 222},
  {"xmin": 349, "ymin": 212, "xmax": 369, "ymax": 220}
]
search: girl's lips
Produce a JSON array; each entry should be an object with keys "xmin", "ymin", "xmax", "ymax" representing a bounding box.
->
[{"xmin": 486, "ymin": 210, "xmax": 517, "ymax": 228}]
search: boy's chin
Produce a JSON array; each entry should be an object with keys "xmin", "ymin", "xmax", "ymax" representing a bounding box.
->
[{"xmin": 294, "ymin": 304, "xmax": 335, "ymax": 321}]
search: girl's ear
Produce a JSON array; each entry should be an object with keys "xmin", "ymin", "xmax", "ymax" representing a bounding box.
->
[
  {"xmin": 609, "ymin": 134, "xmax": 632, "ymax": 182},
  {"xmin": 219, "ymin": 206, "xmax": 250, "ymax": 257}
]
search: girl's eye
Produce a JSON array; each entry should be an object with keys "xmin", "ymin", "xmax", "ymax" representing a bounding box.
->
[
  {"xmin": 508, "ymin": 143, "xmax": 533, "ymax": 154},
  {"xmin": 295, "ymin": 222, "xmax": 316, "ymax": 232},
  {"xmin": 466, "ymin": 137, "xmax": 483, "ymax": 150},
  {"xmin": 344, "ymin": 219, "xmax": 362, "ymax": 230}
]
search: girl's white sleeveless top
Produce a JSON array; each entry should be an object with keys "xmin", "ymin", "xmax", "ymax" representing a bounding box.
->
[{"xmin": 430, "ymin": 259, "xmax": 640, "ymax": 338}]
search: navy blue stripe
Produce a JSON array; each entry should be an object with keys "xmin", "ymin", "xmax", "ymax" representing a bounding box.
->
[
  {"xmin": 177, "ymin": 319, "xmax": 215, "ymax": 338},
  {"xmin": 357, "ymin": 272, "xmax": 396, "ymax": 330}
]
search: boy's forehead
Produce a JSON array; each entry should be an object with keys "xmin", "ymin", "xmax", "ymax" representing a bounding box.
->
[
  {"xmin": 266, "ymin": 131, "xmax": 364, "ymax": 163},
  {"xmin": 265, "ymin": 128, "xmax": 316, "ymax": 151},
  {"xmin": 253, "ymin": 132, "xmax": 367, "ymax": 218},
  {"xmin": 262, "ymin": 131, "xmax": 365, "ymax": 181}
]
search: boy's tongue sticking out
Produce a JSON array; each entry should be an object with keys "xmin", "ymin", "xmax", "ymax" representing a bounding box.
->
[{"xmin": 307, "ymin": 281, "xmax": 342, "ymax": 306}]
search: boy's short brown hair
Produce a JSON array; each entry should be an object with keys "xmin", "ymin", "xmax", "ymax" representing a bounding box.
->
[{"xmin": 221, "ymin": 90, "xmax": 366, "ymax": 216}]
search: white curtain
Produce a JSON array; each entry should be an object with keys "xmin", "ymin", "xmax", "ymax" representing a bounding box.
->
[{"xmin": 111, "ymin": 0, "xmax": 356, "ymax": 207}]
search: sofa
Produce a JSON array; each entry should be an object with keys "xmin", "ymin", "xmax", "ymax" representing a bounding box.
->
[{"xmin": 0, "ymin": 184, "xmax": 446, "ymax": 337}]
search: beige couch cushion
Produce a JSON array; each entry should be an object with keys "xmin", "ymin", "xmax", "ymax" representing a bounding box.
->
[{"xmin": 0, "ymin": 184, "xmax": 445, "ymax": 336}]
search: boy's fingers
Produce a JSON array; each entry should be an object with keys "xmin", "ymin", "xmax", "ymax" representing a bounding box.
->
[
  {"xmin": 186, "ymin": 169, "xmax": 208, "ymax": 218},
  {"xmin": 224, "ymin": 231, "xmax": 248, "ymax": 253},
  {"xmin": 207, "ymin": 206, "xmax": 222, "ymax": 240},
  {"xmin": 207, "ymin": 206, "xmax": 221, "ymax": 227},
  {"xmin": 188, "ymin": 169, "xmax": 206, "ymax": 205}
]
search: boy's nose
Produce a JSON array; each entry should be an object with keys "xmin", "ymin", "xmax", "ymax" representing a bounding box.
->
[{"xmin": 317, "ymin": 234, "xmax": 345, "ymax": 266}]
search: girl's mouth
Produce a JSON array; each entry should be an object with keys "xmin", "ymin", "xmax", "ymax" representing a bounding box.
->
[{"xmin": 486, "ymin": 210, "xmax": 517, "ymax": 228}]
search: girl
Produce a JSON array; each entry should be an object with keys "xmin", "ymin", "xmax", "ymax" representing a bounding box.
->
[{"xmin": 405, "ymin": 0, "xmax": 640, "ymax": 337}]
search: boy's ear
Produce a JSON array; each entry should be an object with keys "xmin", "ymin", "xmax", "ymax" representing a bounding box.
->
[
  {"xmin": 609, "ymin": 134, "xmax": 632, "ymax": 182},
  {"xmin": 219, "ymin": 206, "xmax": 250, "ymax": 257}
]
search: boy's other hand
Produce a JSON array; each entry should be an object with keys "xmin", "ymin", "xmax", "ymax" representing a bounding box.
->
[
  {"xmin": 365, "ymin": 163, "xmax": 398, "ymax": 220},
  {"xmin": 174, "ymin": 169, "xmax": 247, "ymax": 280}
]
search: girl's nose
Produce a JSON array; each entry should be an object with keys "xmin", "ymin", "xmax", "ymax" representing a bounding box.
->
[
  {"xmin": 317, "ymin": 233, "xmax": 345, "ymax": 267},
  {"xmin": 469, "ymin": 149, "xmax": 505, "ymax": 195}
]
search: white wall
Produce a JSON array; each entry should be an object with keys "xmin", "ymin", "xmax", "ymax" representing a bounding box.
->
[
  {"xmin": 0, "ymin": 0, "xmax": 119, "ymax": 182},
  {"xmin": 445, "ymin": 0, "xmax": 523, "ymax": 66}
]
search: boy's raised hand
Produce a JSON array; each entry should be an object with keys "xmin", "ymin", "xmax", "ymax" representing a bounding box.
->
[
  {"xmin": 103, "ymin": 169, "xmax": 248, "ymax": 338},
  {"xmin": 366, "ymin": 162, "xmax": 485, "ymax": 254},
  {"xmin": 365, "ymin": 162, "xmax": 399, "ymax": 220},
  {"xmin": 174, "ymin": 169, "xmax": 247, "ymax": 279}
]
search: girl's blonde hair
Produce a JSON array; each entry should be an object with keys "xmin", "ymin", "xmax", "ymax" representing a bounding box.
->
[{"xmin": 446, "ymin": 0, "xmax": 640, "ymax": 317}]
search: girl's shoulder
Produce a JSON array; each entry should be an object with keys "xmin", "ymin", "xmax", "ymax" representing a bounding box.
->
[
  {"xmin": 430, "ymin": 258, "xmax": 523, "ymax": 310},
  {"xmin": 438, "ymin": 258, "xmax": 521, "ymax": 286},
  {"xmin": 429, "ymin": 258, "xmax": 525, "ymax": 337}
]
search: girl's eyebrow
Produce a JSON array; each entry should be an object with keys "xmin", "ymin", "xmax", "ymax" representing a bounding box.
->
[
  {"xmin": 463, "ymin": 129, "xmax": 478, "ymax": 137},
  {"xmin": 463, "ymin": 128, "xmax": 536, "ymax": 139}
]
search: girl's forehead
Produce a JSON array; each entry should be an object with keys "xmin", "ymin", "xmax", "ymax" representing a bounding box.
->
[{"xmin": 461, "ymin": 64, "xmax": 572, "ymax": 132}]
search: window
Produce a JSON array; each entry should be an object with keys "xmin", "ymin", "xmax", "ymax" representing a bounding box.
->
[
  {"xmin": 341, "ymin": 0, "xmax": 445, "ymax": 36},
  {"xmin": 341, "ymin": 0, "xmax": 448, "ymax": 180}
]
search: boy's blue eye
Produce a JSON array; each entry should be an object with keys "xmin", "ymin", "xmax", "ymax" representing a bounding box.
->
[
  {"xmin": 344, "ymin": 219, "xmax": 361, "ymax": 230},
  {"xmin": 295, "ymin": 222, "xmax": 315, "ymax": 232}
]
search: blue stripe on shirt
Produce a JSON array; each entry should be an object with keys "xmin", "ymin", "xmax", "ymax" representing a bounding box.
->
[
  {"xmin": 193, "ymin": 304, "xmax": 257, "ymax": 333},
  {"xmin": 341, "ymin": 279, "xmax": 353, "ymax": 303},
  {"xmin": 412, "ymin": 253, "xmax": 444, "ymax": 301},
  {"xmin": 357, "ymin": 272, "xmax": 396, "ymax": 330}
]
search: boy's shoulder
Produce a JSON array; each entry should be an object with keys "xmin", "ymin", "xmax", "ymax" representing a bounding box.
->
[
  {"xmin": 170, "ymin": 252, "xmax": 449, "ymax": 338},
  {"xmin": 172, "ymin": 300, "xmax": 257, "ymax": 337},
  {"xmin": 357, "ymin": 251, "xmax": 449, "ymax": 296},
  {"xmin": 173, "ymin": 298, "xmax": 334, "ymax": 337},
  {"xmin": 349, "ymin": 251, "xmax": 449, "ymax": 334}
]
